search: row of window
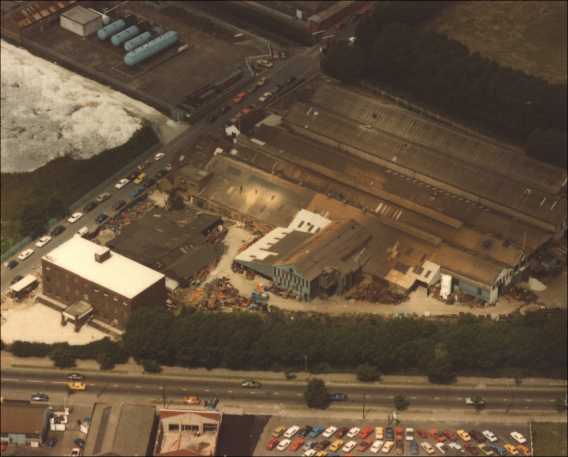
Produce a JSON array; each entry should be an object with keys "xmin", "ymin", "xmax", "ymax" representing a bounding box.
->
[{"xmin": 167, "ymin": 423, "xmax": 218, "ymax": 432}]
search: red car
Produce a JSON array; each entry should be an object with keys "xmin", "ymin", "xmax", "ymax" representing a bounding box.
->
[
  {"xmin": 359, "ymin": 426, "xmax": 373, "ymax": 439},
  {"xmin": 335, "ymin": 427, "xmax": 349, "ymax": 438},
  {"xmin": 358, "ymin": 440, "xmax": 372, "ymax": 452},
  {"xmin": 289, "ymin": 437, "xmax": 305, "ymax": 452},
  {"xmin": 443, "ymin": 430, "xmax": 456, "ymax": 440},
  {"xmin": 266, "ymin": 438, "xmax": 279, "ymax": 451},
  {"xmin": 417, "ymin": 429, "xmax": 429, "ymax": 439},
  {"xmin": 395, "ymin": 426, "xmax": 404, "ymax": 441}
]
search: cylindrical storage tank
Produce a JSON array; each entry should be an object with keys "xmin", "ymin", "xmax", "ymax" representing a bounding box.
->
[
  {"xmin": 97, "ymin": 19, "xmax": 126, "ymax": 40},
  {"xmin": 124, "ymin": 31, "xmax": 152, "ymax": 52},
  {"xmin": 124, "ymin": 31, "xmax": 178, "ymax": 66},
  {"xmin": 111, "ymin": 25, "xmax": 140, "ymax": 47}
]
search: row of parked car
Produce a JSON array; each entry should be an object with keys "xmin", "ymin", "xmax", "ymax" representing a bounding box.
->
[{"xmin": 266, "ymin": 425, "xmax": 530, "ymax": 456}]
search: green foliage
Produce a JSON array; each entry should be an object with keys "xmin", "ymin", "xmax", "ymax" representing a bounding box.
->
[
  {"xmin": 142, "ymin": 359, "xmax": 162, "ymax": 373},
  {"xmin": 304, "ymin": 378, "xmax": 330, "ymax": 409},
  {"xmin": 312, "ymin": 362, "xmax": 332, "ymax": 374},
  {"xmin": 393, "ymin": 394, "xmax": 409, "ymax": 411},
  {"xmin": 357, "ymin": 364, "xmax": 381, "ymax": 382},
  {"xmin": 321, "ymin": 44, "xmax": 367, "ymax": 83},
  {"xmin": 426, "ymin": 343, "xmax": 456, "ymax": 384},
  {"xmin": 19, "ymin": 204, "xmax": 46, "ymax": 239},
  {"xmin": 49, "ymin": 347, "xmax": 76, "ymax": 368},
  {"xmin": 124, "ymin": 305, "xmax": 175, "ymax": 363},
  {"xmin": 97, "ymin": 352, "xmax": 116, "ymax": 370},
  {"xmin": 10, "ymin": 341, "xmax": 52, "ymax": 358}
]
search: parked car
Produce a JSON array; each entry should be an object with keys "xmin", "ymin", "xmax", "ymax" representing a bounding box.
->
[
  {"xmin": 465, "ymin": 444, "xmax": 480, "ymax": 455},
  {"xmin": 277, "ymin": 439, "xmax": 291, "ymax": 451},
  {"xmin": 409, "ymin": 440, "xmax": 419, "ymax": 455},
  {"xmin": 510, "ymin": 432, "xmax": 527, "ymax": 444},
  {"xmin": 290, "ymin": 437, "xmax": 305, "ymax": 452},
  {"xmin": 375, "ymin": 427, "xmax": 384, "ymax": 440},
  {"xmin": 17, "ymin": 248, "xmax": 34, "ymax": 261},
  {"xmin": 183, "ymin": 396, "xmax": 200, "ymax": 405},
  {"xmin": 96, "ymin": 192, "xmax": 111, "ymax": 203},
  {"xmin": 405, "ymin": 427, "xmax": 415, "ymax": 441},
  {"xmin": 466, "ymin": 396, "xmax": 486, "ymax": 406},
  {"xmin": 395, "ymin": 426, "xmax": 405, "ymax": 441},
  {"xmin": 272, "ymin": 426, "xmax": 286, "ymax": 438},
  {"xmin": 10, "ymin": 274, "xmax": 23, "ymax": 285},
  {"xmin": 113, "ymin": 200, "xmax": 127, "ymax": 211},
  {"xmin": 488, "ymin": 444, "xmax": 508, "ymax": 456},
  {"xmin": 335, "ymin": 427, "xmax": 349, "ymax": 438},
  {"xmin": 83, "ymin": 201, "xmax": 98, "ymax": 213},
  {"xmin": 308, "ymin": 425, "xmax": 325, "ymax": 439},
  {"xmin": 314, "ymin": 439, "xmax": 330, "ymax": 451},
  {"xmin": 73, "ymin": 438, "xmax": 85, "ymax": 449},
  {"xmin": 70, "ymin": 448, "xmax": 81, "ymax": 457},
  {"xmin": 134, "ymin": 173, "xmax": 146, "ymax": 184},
  {"xmin": 35, "ymin": 235, "xmax": 52, "ymax": 248},
  {"xmin": 154, "ymin": 152, "xmax": 165, "ymax": 161},
  {"xmin": 259, "ymin": 91, "xmax": 272, "ymax": 102},
  {"xmin": 416, "ymin": 429, "xmax": 429, "ymax": 439},
  {"xmin": 448, "ymin": 441, "xmax": 464, "ymax": 452},
  {"xmin": 95, "ymin": 213, "xmax": 108, "ymax": 225},
  {"xmin": 421, "ymin": 441, "xmax": 435, "ymax": 455},
  {"xmin": 482, "ymin": 430, "xmax": 498, "ymax": 443},
  {"xmin": 329, "ymin": 392, "xmax": 348, "ymax": 401},
  {"xmin": 370, "ymin": 439, "xmax": 383, "ymax": 454},
  {"xmin": 77, "ymin": 226, "xmax": 89, "ymax": 237},
  {"xmin": 395, "ymin": 440, "xmax": 404, "ymax": 455},
  {"xmin": 358, "ymin": 440, "xmax": 371, "ymax": 452},
  {"xmin": 381, "ymin": 441, "xmax": 395, "ymax": 454},
  {"xmin": 266, "ymin": 437, "xmax": 279, "ymax": 450},
  {"xmin": 457, "ymin": 429, "xmax": 472, "ymax": 442},
  {"xmin": 45, "ymin": 437, "xmax": 57, "ymax": 448},
  {"xmin": 347, "ymin": 427, "xmax": 360, "ymax": 438},
  {"xmin": 67, "ymin": 212, "xmax": 83, "ymax": 224},
  {"xmin": 31, "ymin": 393, "xmax": 49, "ymax": 401},
  {"xmin": 232, "ymin": 91, "xmax": 248, "ymax": 104},
  {"xmin": 6, "ymin": 259, "xmax": 18, "ymax": 270},
  {"xmin": 470, "ymin": 430, "xmax": 485, "ymax": 443},
  {"xmin": 341, "ymin": 441, "xmax": 357, "ymax": 453},
  {"xmin": 323, "ymin": 426, "xmax": 338, "ymax": 438},
  {"xmin": 284, "ymin": 425, "xmax": 300, "ymax": 439},
  {"xmin": 477, "ymin": 443, "xmax": 495, "ymax": 456},
  {"xmin": 516, "ymin": 444, "xmax": 530, "ymax": 456},
  {"xmin": 436, "ymin": 442, "xmax": 447, "ymax": 454},
  {"xmin": 303, "ymin": 449, "xmax": 317, "ymax": 457},
  {"xmin": 115, "ymin": 178, "xmax": 130, "ymax": 190},
  {"xmin": 329, "ymin": 439, "xmax": 344, "ymax": 452},
  {"xmin": 241, "ymin": 379, "xmax": 261, "ymax": 388},
  {"xmin": 359, "ymin": 426, "xmax": 373, "ymax": 439},
  {"xmin": 50, "ymin": 225, "xmax": 66, "ymax": 237}
]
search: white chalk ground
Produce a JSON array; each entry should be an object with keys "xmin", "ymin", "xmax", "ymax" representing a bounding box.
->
[
  {"xmin": 0, "ymin": 39, "xmax": 187, "ymax": 173},
  {"xmin": 205, "ymin": 226, "xmax": 536, "ymax": 317}
]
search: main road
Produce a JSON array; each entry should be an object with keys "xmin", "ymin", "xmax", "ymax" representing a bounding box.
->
[{"xmin": 1, "ymin": 368, "xmax": 564, "ymax": 413}]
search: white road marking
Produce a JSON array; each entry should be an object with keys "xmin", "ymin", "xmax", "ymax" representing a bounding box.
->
[
  {"xmin": 434, "ymin": 397, "xmax": 440, "ymax": 400},
  {"xmin": 205, "ymin": 389, "xmax": 210, "ymax": 392},
  {"xmin": 28, "ymin": 380, "xmax": 42, "ymax": 383},
  {"xmin": 411, "ymin": 396, "xmax": 417, "ymax": 400},
  {"xmin": 135, "ymin": 385, "xmax": 142, "ymax": 389},
  {"xmin": 228, "ymin": 390, "xmax": 233, "ymax": 394},
  {"xmin": 273, "ymin": 392, "xmax": 279, "ymax": 395},
  {"xmin": 549, "ymin": 399, "xmax": 556, "ymax": 402}
]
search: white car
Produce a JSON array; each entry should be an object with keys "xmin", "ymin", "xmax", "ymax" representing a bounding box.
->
[
  {"xmin": 370, "ymin": 440, "xmax": 384, "ymax": 453},
  {"xmin": 67, "ymin": 212, "xmax": 83, "ymax": 224},
  {"xmin": 322, "ymin": 426, "xmax": 337, "ymax": 438},
  {"xmin": 284, "ymin": 425, "xmax": 300, "ymax": 439},
  {"xmin": 114, "ymin": 178, "xmax": 129, "ymax": 189},
  {"xmin": 346, "ymin": 427, "xmax": 360, "ymax": 438},
  {"xmin": 303, "ymin": 450, "xmax": 317, "ymax": 457},
  {"xmin": 77, "ymin": 226, "xmax": 89, "ymax": 237},
  {"xmin": 435, "ymin": 442, "xmax": 446, "ymax": 454},
  {"xmin": 381, "ymin": 441, "xmax": 395, "ymax": 453},
  {"xmin": 421, "ymin": 441, "xmax": 435, "ymax": 455},
  {"xmin": 154, "ymin": 152, "xmax": 165, "ymax": 161},
  {"xmin": 277, "ymin": 439, "xmax": 291, "ymax": 451},
  {"xmin": 448, "ymin": 441, "xmax": 463, "ymax": 452},
  {"xmin": 482, "ymin": 430, "xmax": 498, "ymax": 442},
  {"xmin": 70, "ymin": 448, "xmax": 81, "ymax": 457},
  {"xmin": 259, "ymin": 91, "xmax": 272, "ymax": 102},
  {"xmin": 510, "ymin": 431, "xmax": 527, "ymax": 444},
  {"xmin": 405, "ymin": 427, "xmax": 415, "ymax": 441},
  {"xmin": 35, "ymin": 235, "xmax": 52, "ymax": 248},
  {"xmin": 17, "ymin": 248, "xmax": 34, "ymax": 261},
  {"xmin": 375, "ymin": 427, "xmax": 384, "ymax": 439},
  {"xmin": 341, "ymin": 441, "xmax": 357, "ymax": 453}
]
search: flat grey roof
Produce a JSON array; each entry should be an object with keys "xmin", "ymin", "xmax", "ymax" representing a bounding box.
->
[{"xmin": 61, "ymin": 6, "xmax": 101, "ymax": 25}]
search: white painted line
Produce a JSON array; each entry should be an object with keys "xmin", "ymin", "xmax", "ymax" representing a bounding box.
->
[
  {"xmin": 549, "ymin": 399, "xmax": 556, "ymax": 402},
  {"xmin": 411, "ymin": 396, "xmax": 417, "ymax": 400},
  {"xmin": 434, "ymin": 397, "xmax": 440, "ymax": 400},
  {"xmin": 135, "ymin": 385, "xmax": 142, "ymax": 389},
  {"xmin": 205, "ymin": 389, "xmax": 210, "ymax": 392},
  {"xmin": 28, "ymin": 380, "xmax": 42, "ymax": 383},
  {"xmin": 228, "ymin": 390, "xmax": 233, "ymax": 394},
  {"xmin": 250, "ymin": 391, "xmax": 256, "ymax": 394},
  {"xmin": 273, "ymin": 392, "xmax": 279, "ymax": 395}
]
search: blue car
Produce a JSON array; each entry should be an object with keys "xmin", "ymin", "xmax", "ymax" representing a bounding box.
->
[
  {"xmin": 329, "ymin": 393, "xmax": 348, "ymax": 401},
  {"xmin": 130, "ymin": 186, "xmax": 145, "ymax": 199},
  {"xmin": 308, "ymin": 425, "xmax": 325, "ymax": 439},
  {"xmin": 489, "ymin": 445, "xmax": 507, "ymax": 456},
  {"xmin": 409, "ymin": 440, "xmax": 419, "ymax": 455}
]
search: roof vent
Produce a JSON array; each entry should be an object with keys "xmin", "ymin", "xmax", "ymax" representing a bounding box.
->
[{"xmin": 94, "ymin": 247, "xmax": 111, "ymax": 263}]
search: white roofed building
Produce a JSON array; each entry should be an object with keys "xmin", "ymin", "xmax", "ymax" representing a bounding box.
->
[{"xmin": 42, "ymin": 235, "xmax": 166, "ymax": 328}]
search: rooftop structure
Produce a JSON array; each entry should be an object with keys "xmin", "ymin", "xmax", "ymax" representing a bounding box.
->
[
  {"xmin": 60, "ymin": 5, "xmax": 103, "ymax": 37},
  {"xmin": 0, "ymin": 400, "xmax": 50, "ymax": 446},
  {"xmin": 43, "ymin": 236, "xmax": 164, "ymax": 300},
  {"xmin": 84, "ymin": 403, "xmax": 157, "ymax": 456},
  {"xmin": 155, "ymin": 409, "xmax": 222, "ymax": 456}
]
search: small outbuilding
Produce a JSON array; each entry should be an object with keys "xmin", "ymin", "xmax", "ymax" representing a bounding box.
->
[{"xmin": 60, "ymin": 6, "xmax": 103, "ymax": 37}]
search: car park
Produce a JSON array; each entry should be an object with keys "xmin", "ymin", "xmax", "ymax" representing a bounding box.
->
[
  {"xmin": 421, "ymin": 441, "xmax": 435, "ymax": 455},
  {"xmin": 290, "ymin": 437, "xmax": 305, "ymax": 452},
  {"xmin": 375, "ymin": 426, "xmax": 384, "ymax": 439},
  {"xmin": 298, "ymin": 426, "xmax": 313, "ymax": 437},
  {"xmin": 443, "ymin": 430, "xmax": 456, "ymax": 440},
  {"xmin": 272, "ymin": 426, "xmax": 285, "ymax": 438},
  {"xmin": 359, "ymin": 425, "xmax": 373, "ymax": 439},
  {"xmin": 385, "ymin": 427, "xmax": 394, "ymax": 440},
  {"xmin": 154, "ymin": 152, "xmax": 165, "ymax": 161},
  {"xmin": 448, "ymin": 441, "xmax": 464, "ymax": 452},
  {"xmin": 465, "ymin": 444, "xmax": 480, "ymax": 455},
  {"xmin": 50, "ymin": 225, "xmax": 66, "ymax": 237},
  {"xmin": 457, "ymin": 429, "xmax": 472, "ymax": 442},
  {"xmin": 358, "ymin": 440, "xmax": 371, "ymax": 452},
  {"xmin": 436, "ymin": 442, "xmax": 447, "ymax": 454},
  {"xmin": 323, "ymin": 426, "xmax": 337, "ymax": 438},
  {"xmin": 308, "ymin": 425, "xmax": 325, "ymax": 439},
  {"xmin": 6, "ymin": 259, "xmax": 18, "ymax": 270},
  {"xmin": 482, "ymin": 430, "xmax": 498, "ymax": 442},
  {"xmin": 303, "ymin": 449, "xmax": 316, "ymax": 457},
  {"xmin": 346, "ymin": 427, "xmax": 360, "ymax": 438},
  {"xmin": 314, "ymin": 439, "xmax": 330, "ymax": 451},
  {"xmin": 302, "ymin": 440, "xmax": 316, "ymax": 451},
  {"xmin": 478, "ymin": 443, "xmax": 495, "ymax": 456},
  {"xmin": 381, "ymin": 441, "xmax": 395, "ymax": 454},
  {"xmin": 516, "ymin": 444, "xmax": 530, "ymax": 456},
  {"xmin": 266, "ymin": 437, "xmax": 279, "ymax": 450},
  {"xmin": 341, "ymin": 440, "xmax": 357, "ymax": 453},
  {"xmin": 115, "ymin": 178, "xmax": 130, "ymax": 189},
  {"xmin": 284, "ymin": 425, "xmax": 300, "ymax": 439},
  {"xmin": 395, "ymin": 440, "xmax": 404, "ymax": 455},
  {"xmin": 470, "ymin": 430, "xmax": 485, "ymax": 442},
  {"xmin": 67, "ymin": 212, "xmax": 83, "ymax": 224},
  {"xmin": 409, "ymin": 440, "xmax": 419, "ymax": 455},
  {"xmin": 95, "ymin": 213, "xmax": 108, "ymax": 224},
  {"xmin": 83, "ymin": 201, "xmax": 98, "ymax": 213},
  {"xmin": 10, "ymin": 275, "xmax": 23, "ymax": 285},
  {"xmin": 510, "ymin": 432, "xmax": 527, "ymax": 444},
  {"xmin": 17, "ymin": 249, "xmax": 34, "ymax": 261},
  {"xmin": 329, "ymin": 439, "xmax": 344, "ymax": 452},
  {"xmin": 488, "ymin": 444, "xmax": 508, "ymax": 456},
  {"xmin": 277, "ymin": 439, "xmax": 291, "ymax": 451},
  {"xmin": 31, "ymin": 393, "xmax": 49, "ymax": 401},
  {"xmin": 370, "ymin": 439, "xmax": 383, "ymax": 453},
  {"xmin": 96, "ymin": 192, "xmax": 111, "ymax": 203},
  {"xmin": 35, "ymin": 235, "xmax": 52, "ymax": 248},
  {"xmin": 405, "ymin": 427, "xmax": 415, "ymax": 441},
  {"xmin": 113, "ymin": 200, "xmax": 127, "ymax": 211},
  {"xmin": 335, "ymin": 427, "xmax": 349, "ymax": 438}
]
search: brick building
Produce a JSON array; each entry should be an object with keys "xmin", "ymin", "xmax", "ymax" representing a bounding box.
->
[{"xmin": 42, "ymin": 236, "xmax": 166, "ymax": 328}]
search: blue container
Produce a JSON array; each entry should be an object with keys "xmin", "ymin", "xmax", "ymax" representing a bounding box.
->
[
  {"xmin": 111, "ymin": 25, "xmax": 140, "ymax": 47},
  {"xmin": 124, "ymin": 31, "xmax": 178, "ymax": 66},
  {"xmin": 124, "ymin": 31, "xmax": 152, "ymax": 52},
  {"xmin": 97, "ymin": 19, "xmax": 126, "ymax": 40}
]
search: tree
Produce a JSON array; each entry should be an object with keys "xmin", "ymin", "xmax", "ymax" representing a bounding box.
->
[
  {"xmin": 50, "ymin": 348, "xmax": 76, "ymax": 368},
  {"xmin": 142, "ymin": 359, "xmax": 162, "ymax": 373},
  {"xmin": 124, "ymin": 305, "xmax": 174, "ymax": 363},
  {"xmin": 393, "ymin": 394, "xmax": 409, "ymax": 411},
  {"xmin": 356, "ymin": 364, "xmax": 381, "ymax": 382},
  {"xmin": 19, "ymin": 203, "xmax": 46, "ymax": 238},
  {"xmin": 47, "ymin": 197, "xmax": 67, "ymax": 219},
  {"xmin": 304, "ymin": 378, "xmax": 330, "ymax": 409},
  {"xmin": 97, "ymin": 352, "xmax": 116, "ymax": 370},
  {"xmin": 427, "ymin": 343, "xmax": 456, "ymax": 384},
  {"xmin": 321, "ymin": 44, "xmax": 367, "ymax": 83}
]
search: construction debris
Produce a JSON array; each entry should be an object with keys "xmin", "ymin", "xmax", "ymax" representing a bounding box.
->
[
  {"xmin": 507, "ymin": 286, "xmax": 538, "ymax": 304},
  {"xmin": 345, "ymin": 276, "xmax": 407, "ymax": 304}
]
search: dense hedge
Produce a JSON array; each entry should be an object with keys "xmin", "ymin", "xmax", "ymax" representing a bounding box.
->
[{"xmin": 123, "ymin": 307, "xmax": 567, "ymax": 380}]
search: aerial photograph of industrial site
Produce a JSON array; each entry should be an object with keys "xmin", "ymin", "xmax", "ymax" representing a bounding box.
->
[{"xmin": 0, "ymin": 1, "xmax": 566, "ymax": 456}]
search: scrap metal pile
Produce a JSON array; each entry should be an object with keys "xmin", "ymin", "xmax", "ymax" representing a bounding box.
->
[
  {"xmin": 345, "ymin": 276, "xmax": 407, "ymax": 304},
  {"xmin": 507, "ymin": 286, "xmax": 538, "ymax": 304}
]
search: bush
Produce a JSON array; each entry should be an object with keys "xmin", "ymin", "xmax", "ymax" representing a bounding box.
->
[
  {"xmin": 49, "ymin": 348, "xmax": 76, "ymax": 368},
  {"xmin": 311, "ymin": 362, "xmax": 332, "ymax": 374},
  {"xmin": 393, "ymin": 394, "xmax": 409, "ymax": 411},
  {"xmin": 304, "ymin": 378, "xmax": 330, "ymax": 409},
  {"xmin": 357, "ymin": 364, "xmax": 381, "ymax": 382},
  {"xmin": 142, "ymin": 359, "xmax": 162, "ymax": 373},
  {"xmin": 97, "ymin": 352, "xmax": 116, "ymax": 371},
  {"xmin": 11, "ymin": 341, "xmax": 52, "ymax": 358}
]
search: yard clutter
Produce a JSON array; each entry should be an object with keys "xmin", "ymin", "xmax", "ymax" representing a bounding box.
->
[{"xmin": 345, "ymin": 277, "xmax": 407, "ymax": 304}]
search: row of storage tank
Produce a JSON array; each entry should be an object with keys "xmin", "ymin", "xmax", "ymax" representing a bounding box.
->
[{"xmin": 97, "ymin": 19, "xmax": 178, "ymax": 66}]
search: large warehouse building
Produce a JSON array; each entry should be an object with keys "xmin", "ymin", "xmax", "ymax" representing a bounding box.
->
[
  {"xmin": 59, "ymin": 5, "xmax": 103, "ymax": 37},
  {"xmin": 42, "ymin": 236, "xmax": 166, "ymax": 328}
]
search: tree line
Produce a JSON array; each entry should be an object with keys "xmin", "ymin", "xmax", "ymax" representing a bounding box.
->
[{"xmin": 321, "ymin": 3, "xmax": 566, "ymax": 168}]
